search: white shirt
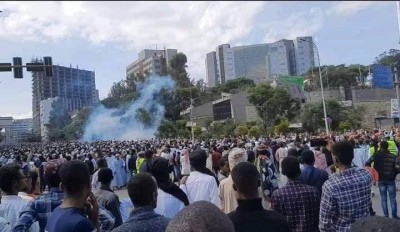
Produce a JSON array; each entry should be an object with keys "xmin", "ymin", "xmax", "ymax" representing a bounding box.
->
[
  {"xmin": 0, "ymin": 195, "xmax": 39, "ymax": 232},
  {"xmin": 91, "ymin": 169, "xmax": 100, "ymax": 191},
  {"xmin": 17, "ymin": 192, "xmax": 34, "ymax": 201},
  {"xmin": 180, "ymin": 171, "xmax": 220, "ymax": 208},
  {"xmin": 180, "ymin": 155, "xmax": 190, "ymax": 176},
  {"xmin": 0, "ymin": 216, "xmax": 9, "ymax": 232},
  {"xmin": 206, "ymin": 153, "xmax": 213, "ymax": 172},
  {"xmin": 154, "ymin": 189, "xmax": 185, "ymax": 219},
  {"xmin": 119, "ymin": 198, "xmax": 133, "ymax": 223}
]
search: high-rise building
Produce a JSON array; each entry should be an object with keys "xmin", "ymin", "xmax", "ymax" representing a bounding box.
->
[
  {"xmin": 32, "ymin": 59, "xmax": 98, "ymax": 136},
  {"xmin": 266, "ymin": 39, "xmax": 297, "ymax": 79},
  {"xmin": 126, "ymin": 48, "xmax": 177, "ymax": 77},
  {"xmin": 206, "ymin": 36, "xmax": 315, "ymax": 85},
  {"xmin": 233, "ymin": 43, "xmax": 269, "ymax": 83},
  {"xmin": 216, "ymin": 44, "xmax": 235, "ymax": 83},
  {"xmin": 39, "ymin": 97, "xmax": 59, "ymax": 140},
  {"xmin": 11, "ymin": 118, "xmax": 33, "ymax": 142},
  {"xmin": 293, "ymin": 36, "xmax": 315, "ymax": 76},
  {"xmin": 205, "ymin": 52, "xmax": 218, "ymax": 87}
]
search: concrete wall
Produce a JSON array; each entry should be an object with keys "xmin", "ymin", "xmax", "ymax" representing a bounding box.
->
[
  {"xmin": 230, "ymin": 91, "xmax": 251, "ymax": 124},
  {"xmin": 181, "ymin": 102, "xmax": 214, "ymax": 127},
  {"xmin": 352, "ymin": 88, "xmax": 396, "ymax": 102},
  {"xmin": 307, "ymin": 87, "xmax": 398, "ymax": 103},
  {"xmin": 353, "ymin": 101, "xmax": 391, "ymax": 129},
  {"xmin": 306, "ymin": 87, "xmax": 399, "ymax": 129},
  {"xmin": 305, "ymin": 88, "xmax": 343, "ymax": 103}
]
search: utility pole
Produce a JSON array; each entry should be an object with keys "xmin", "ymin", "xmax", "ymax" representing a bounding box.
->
[
  {"xmin": 396, "ymin": 2, "xmax": 400, "ymax": 124},
  {"xmin": 394, "ymin": 66, "xmax": 400, "ymax": 122},
  {"xmin": 300, "ymin": 38, "xmax": 329, "ymax": 134},
  {"xmin": 190, "ymin": 85, "xmax": 195, "ymax": 144},
  {"xmin": 325, "ymin": 66, "xmax": 329, "ymax": 90}
]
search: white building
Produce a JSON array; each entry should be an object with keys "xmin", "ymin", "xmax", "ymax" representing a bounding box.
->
[
  {"xmin": 293, "ymin": 36, "xmax": 315, "ymax": 76},
  {"xmin": 266, "ymin": 39, "xmax": 296, "ymax": 79},
  {"xmin": 205, "ymin": 52, "xmax": 219, "ymax": 87},
  {"xmin": 206, "ymin": 36, "xmax": 315, "ymax": 85},
  {"xmin": 233, "ymin": 44, "xmax": 269, "ymax": 84},
  {"xmin": 0, "ymin": 117, "xmax": 14, "ymax": 145},
  {"xmin": 40, "ymin": 97, "xmax": 59, "ymax": 141},
  {"xmin": 216, "ymin": 44, "xmax": 236, "ymax": 83},
  {"xmin": 11, "ymin": 118, "xmax": 33, "ymax": 142},
  {"xmin": 126, "ymin": 48, "xmax": 178, "ymax": 77}
]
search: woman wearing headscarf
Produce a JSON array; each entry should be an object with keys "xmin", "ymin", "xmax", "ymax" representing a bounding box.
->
[
  {"xmin": 180, "ymin": 148, "xmax": 190, "ymax": 177},
  {"xmin": 256, "ymin": 144, "xmax": 279, "ymax": 203},
  {"xmin": 149, "ymin": 157, "xmax": 189, "ymax": 219}
]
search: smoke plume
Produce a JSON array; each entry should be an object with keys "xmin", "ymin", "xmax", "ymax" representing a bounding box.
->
[{"xmin": 81, "ymin": 75, "xmax": 175, "ymax": 141}]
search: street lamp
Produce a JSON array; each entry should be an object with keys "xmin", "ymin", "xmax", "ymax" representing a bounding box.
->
[
  {"xmin": 190, "ymin": 98, "xmax": 195, "ymax": 144},
  {"xmin": 300, "ymin": 38, "xmax": 329, "ymax": 134}
]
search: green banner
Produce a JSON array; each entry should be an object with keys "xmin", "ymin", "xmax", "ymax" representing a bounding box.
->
[{"xmin": 278, "ymin": 76, "xmax": 304, "ymax": 86}]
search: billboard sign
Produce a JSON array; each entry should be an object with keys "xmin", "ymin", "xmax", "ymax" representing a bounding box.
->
[{"xmin": 278, "ymin": 76, "xmax": 304, "ymax": 87}]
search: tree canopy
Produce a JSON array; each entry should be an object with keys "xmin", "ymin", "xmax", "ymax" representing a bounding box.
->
[
  {"xmin": 248, "ymin": 84, "xmax": 301, "ymax": 133},
  {"xmin": 375, "ymin": 49, "xmax": 400, "ymax": 66},
  {"xmin": 301, "ymin": 99, "xmax": 366, "ymax": 132}
]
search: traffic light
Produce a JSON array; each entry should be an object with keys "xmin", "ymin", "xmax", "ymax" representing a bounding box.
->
[
  {"xmin": 26, "ymin": 63, "xmax": 44, "ymax": 72},
  {"xmin": 13, "ymin": 57, "xmax": 23, "ymax": 79},
  {"xmin": 0, "ymin": 63, "xmax": 12, "ymax": 72},
  {"xmin": 44, "ymin": 56, "xmax": 53, "ymax": 77}
]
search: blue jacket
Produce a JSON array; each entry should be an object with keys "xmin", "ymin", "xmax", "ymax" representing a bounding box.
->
[{"xmin": 300, "ymin": 165, "xmax": 329, "ymax": 197}]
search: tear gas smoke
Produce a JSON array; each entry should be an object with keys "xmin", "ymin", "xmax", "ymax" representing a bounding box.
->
[{"xmin": 81, "ymin": 75, "xmax": 175, "ymax": 141}]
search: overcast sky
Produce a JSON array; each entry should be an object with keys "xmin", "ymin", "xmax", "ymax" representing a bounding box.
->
[{"xmin": 0, "ymin": 1, "xmax": 398, "ymax": 119}]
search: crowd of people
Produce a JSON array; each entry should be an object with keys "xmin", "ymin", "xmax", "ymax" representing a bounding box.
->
[{"xmin": 0, "ymin": 129, "xmax": 400, "ymax": 231}]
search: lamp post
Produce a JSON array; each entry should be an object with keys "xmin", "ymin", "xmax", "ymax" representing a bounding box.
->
[
  {"xmin": 300, "ymin": 38, "xmax": 329, "ymax": 134},
  {"xmin": 190, "ymin": 98, "xmax": 195, "ymax": 144}
]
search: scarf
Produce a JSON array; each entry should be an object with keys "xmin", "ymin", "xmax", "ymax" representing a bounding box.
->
[{"xmin": 150, "ymin": 157, "xmax": 189, "ymax": 205}]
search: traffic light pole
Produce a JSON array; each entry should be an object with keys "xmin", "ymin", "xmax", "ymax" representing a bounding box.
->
[
  {"xmin": 394, "ymin": 66, "xmax": 400, "ymax": 123},
  {"xmin": 0, "ymin": 56, "xmax": 53, "ymax": 78},
  {"xmin": 0, "ymin": 64, "xmax": 53, "ymax": 68}
]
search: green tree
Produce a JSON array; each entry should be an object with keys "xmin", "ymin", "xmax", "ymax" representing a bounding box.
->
[
  {"xmin": 46, "ymin": 99, "xmax": 71, "ymax": 141},
  {"xmin": 235, "ymin": 124, "xmax": 249, "ymax": 136},
  {"xmin": 375, "ymin": 49, "xmax": 400, "ymax": 65},
  {"xmin": 248, "ymin": 126, "xmax": 260, "ymax": 137},
  {"xmin": 135, "ymin": 108, "xmax": 152, "ymax": 128},
  {"xmin": 339, "ymin": 121, "xmax": 351, "ymax": 131},
  {"xmin": 304, "ymin": 65, "xmax": 368, "ymax": 90},
  {"xmin": 274, "ymin": 119, "xmax": 289, "ymax": 135},
  {"xmin": 342, "ymin": 105, "xmax": 366, "ymax": 129},
  {"xmin": 158, "ymin": 119, "xmax": 176, "ymax": 138},
  {"xmin": 193, "ymin": 126, "xmax": 202, "ymax": 137},
  {"xmin": 223, "ymin": 119, "xmax": 238, "ymax": 136},
  {"xmin": 217, "ymin": 77, "xmax": 255, "ymax": 93},
  {"xmin": 248, "ymin": 84, "xmax": 301, "ymax": 133},
  {"xmin": 26, "ymin": 133, "xmax": 41, "ymax": 142},
  {"xmin": 301, "ymin": 99, "xmax": 353, "ymax": 132},
  {"xmin": 169, "ymin": 53, "xmax": 191, "ymax": 88},
  {"xmin": 48, "ymin": 99, "xmax": 71, "ymax": 129}
]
